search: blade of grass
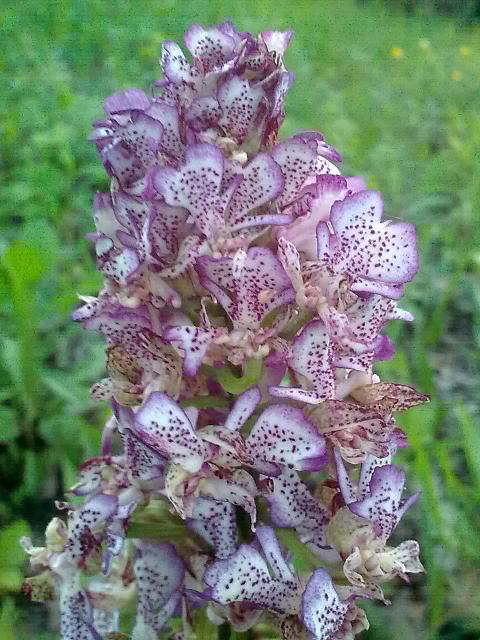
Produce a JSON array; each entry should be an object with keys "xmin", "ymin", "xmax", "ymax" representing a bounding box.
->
[{"xmin": 455, "ymin": 406, "xmax": 480, "ymax": 490}]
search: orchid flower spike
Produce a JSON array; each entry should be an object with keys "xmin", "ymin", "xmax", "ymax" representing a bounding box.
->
[{"xmin": 24, "ymin": 20, "xmax": 426, "ymax": 640}]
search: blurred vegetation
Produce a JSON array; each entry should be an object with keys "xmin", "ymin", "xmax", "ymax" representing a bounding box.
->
[{"xmin": 1, "ymin": 0, "xmax": 479, "ymax": 638}]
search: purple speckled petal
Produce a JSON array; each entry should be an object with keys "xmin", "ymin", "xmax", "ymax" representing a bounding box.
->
[
  {"xmin": 291, "ymin": 131, "xmax": 342, "ymax": 164},
  {"xmin": 189, "ymin": 497, "xmax": 237, "ymax": 559},
  {"xmin": 185, "ymin": 96, "xmax": 222, "ymax": 131},
  {"xmin": 96, "ymin": 242, "xmax": 140, "ymax": 286},
  {"xmin": 204, "ymin": 536, "xmax": 298, "ymax": 614},
  {"xmin": 301, "ymin": 569, "xmax": 349, "ymax": 640},
  {"xmin": 277, "ymin": 236, "xmax": 305, "ymax": 300},
  {"xmin": 228, "ymin": 212, "xmax": 292, "ymax": 232},
  {"xmin": 196, "ymin": 247, "xmax": 294, "ymax": 328},
  {"xmin": 288, "ymin": 320, "xmax": 335, "ymax": 400},
  {"xmin": 134, "ymin": 392, "xmax": 213, "ymax": 473},
  {"xmin": 255, "ymin": 526, "xmax": 294, "ymax": 582},
  {"xmin": 104, "ymin": 88, "xmax": 150, "ymax": 115},
  {"xmin": 246, "ymin": 404, "xmax": 327, "ymax": 471},
  {"xmin": 144, "ymin": 200, "xmax": 189, "ymax": 262},
  {"xmin": 121, "ymin": 426, "xmax": 166, "ymax": 485},
  {"xmin": 200, "ymin": 474, "xmax": 257, "ymax": 528},
  {"xmin": 330, "ymin": 190, "xmax": 419, "ymax": 286},
  {"xmin": 333, "ymin": 448, "xmax": 357, "ymax": 505},
  {"xmin": 344, "ymin": 296, "xmax": 396, "ymax": 349},
  {"xmin": 262, "ymin": 71, "xmax": 295, "ymax": 144},
  {"xmin": 271, "ymin": 140, "xmax": 318, "ymax": 208},
  {"xmin": 146, "ymin": 99, "xmax": 185, "ymax": 161},
  {"xmin": 224, "ymin": 386, "xmax": 261, "ymax": 431},
  {"xmin": 71, "ymin": 295, "xmax": 105, "ymax": 323},
  {"xmin": 358, "ymin": 451, "xmax": 395, "ymax": 498},
  {"xmin": 260, "ymin": 30, "xmax": 293, "ymax": 58},
  {"xmin": 266, "ymin": 469, "xmax": 330, "ymax": 550},
  {"xmin": 268, "ymin": 386, "xmax": 324, "ymax": 405},
  {"xmin": 84, "ymin": 310, "xmax": 151, "ymax": 348},
  {"xmin": 311, "ymin": 400, "xmax": 389, "ymax": 463},
  {"xmin": 161, "ymin": 40, "xmax": 193, "ymax": 83},
  {"xmin": 133, "ymin": 542, "xmax": 184, "ymax": 636},
  {"xmin": 70, "ymin": 456, "xmax": 109, "ymax": 497},
  {"xmin": 158, "ymin": 234, "xmax": 206, "ymax": 279},
  {"xmin": 153, "ymin": 143, "xmax": 226, "ymax": 236},
  {"xmin": 64, "ymin": 494, "xmax": 118, "ymax": 566},
  {"xmin": 184, "ymin": 24, "xmax": 237, "ymax": 71},
  {"xmin": 164, "ymin": 325, "xmax": 218, "ymax": 375},
  {"xmin": 92, "ymin": 192, "xmax": 126, "ymax": 241},
  {"xmin": 218, "ymin": 77, "xmax": 266, "ymax": 143},
  {"xmin": 227, "ymin": 153, "xmax": 285, "ymax": 227},
  {"xmin": 112, "ymin": 191, "xmax": 149, "ymax": 237},
  {"xmin": 108, "ymin": 113, "xmax": 164, "ymax": 181},
  {"xmin": 60, "ymin": 583, "xmax": 102, "ymax": 640},
  {"xmin": 277, "ymin": 175, "xmax": 348, "ymax": 260},
  {"xmin": 349, "ymin": 465, "xmax": 418, "ymax": 541}
]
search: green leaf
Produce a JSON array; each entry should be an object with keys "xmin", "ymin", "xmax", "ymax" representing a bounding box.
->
[
  {"xmin": 275, "ymin": 528, "xmax": 319, "ymax": 574},
  {"xmin": 456, "ymin": 406, "xmax": 480, "ymax": 491},
  {"xmin": 18, "ymin": 219, "xmax": 60, "ymax": 270},
  {"xmin": 1, "ymin": 338, "xmax": 22, "ymax": 389},
  {"xmin": 195, "ymin": 608, "xmax": 218, "ymax": 640},
  {"xmin": 179, "ymin": 396, "xmax": 230, "ymax": 410},
  {"xmin": 1, "ymin": 243, "xmax": 45, "ymax": 424},
  {"xmin": 127, "ymin": 502, "xmax": 189, "ymax": 542},
  {"xmin": 41, "ymin": 370, "xmax": 92, "ymax": 414},
  {"xmin": 0, "ymin": 406, "xmax": 19, "ymax": 443},
  {"xmin": 2, "ymin": 242, "xmax": 48, "ymax": 284},
  {"xmin": 0, "ymin": 519, "xmax": 31, "ymax": 593},
  {"xmin": 214, "ymin": 359, "xmax": 263, "ymax": 395},
  {"xmin": 0, "ymin": 597, "xmax": 18, "ymax": 640}
]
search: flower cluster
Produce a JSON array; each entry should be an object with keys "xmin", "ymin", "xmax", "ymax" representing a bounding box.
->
[{"xmin": 23, "ymin": 22, "xmax": 427, "ymax": 640}]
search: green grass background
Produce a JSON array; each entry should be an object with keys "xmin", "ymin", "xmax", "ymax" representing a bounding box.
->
[{"xmin": 1, "ymin": 0, "xmax": 479, "ymax": 638}]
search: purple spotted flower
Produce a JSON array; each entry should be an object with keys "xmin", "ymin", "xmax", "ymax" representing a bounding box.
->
[
  {"xmin": 24, "ymin": 20, "xmax": 426, "ymax": 640},
  {"xmin": 204, "ymin": 526, "xmax": 372, "ymax": 639}
]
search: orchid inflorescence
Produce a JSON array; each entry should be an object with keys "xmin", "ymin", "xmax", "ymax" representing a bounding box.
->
[{"xmin": 22, "ymin": 22, "xmax": 428, "ymax": 640}]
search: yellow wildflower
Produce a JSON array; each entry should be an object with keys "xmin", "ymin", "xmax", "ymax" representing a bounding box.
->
[
  {"xmin": 390, "ymin": 47, "xmax": 404, "ymax": 59},
  {"xmin": 452, "ymin": 70, "xmax": 462, "ymax": 82},
  {"xmin": 459, "ymin": 46, "xmax": 471, "ymax": 57}
]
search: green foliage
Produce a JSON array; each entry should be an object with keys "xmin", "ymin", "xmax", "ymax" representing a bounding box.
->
[
  {"xmin": 1, "ymin": 0, "xmax": 479, "ymax": 638},
  {"xmin": 0, "ymin": 520, "xmax": 31, "ymax": 594}
]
